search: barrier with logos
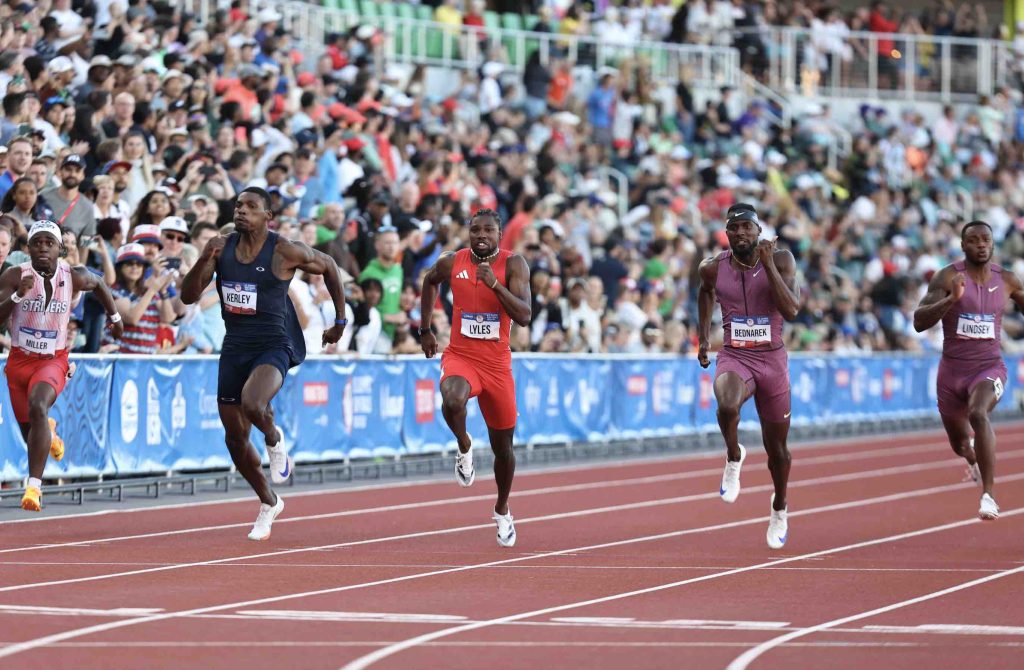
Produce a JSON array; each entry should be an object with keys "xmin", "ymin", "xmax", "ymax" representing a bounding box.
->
[{"xmin": 0, "ymin": 353, "xmax": 1022, "ymax": 480}]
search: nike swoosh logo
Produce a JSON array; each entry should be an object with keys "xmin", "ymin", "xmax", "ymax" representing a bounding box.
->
[
  {"xmin": 753, "ymin": 270, "xmax": 762, "ymax": 277},
  {"xmin": 720, "ymin": 487, "xmax": 726, "ymax": 495},
  {"xmin": 778, "ymin": 533, "xmax": 787, "ymax": 544},
  {"xmin": 278, "ymin": 461, "xmax": 290, "ymax": 478},
  {"xmin": 783, "ymin": 412, "xmax": 791, "ymax": 418},
  {"xmin": 988, "ymin": 286, "xmax": 998, "ymax": 292}
]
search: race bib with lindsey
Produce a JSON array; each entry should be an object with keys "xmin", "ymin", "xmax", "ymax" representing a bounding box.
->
[
  {"xmin": 956, "ymin": 313, "xmax": 995, "ymax": 340},
  {"xmin": 730, "ymin": 316, "xmax": 772, "ymax": 348},
  {"xmin": 460, "ymin": 312, "xmax": 500, "ymax": 340},
  {"xmin": 222, "ymin": 282, "xmax": 258, "ymax": 315}
]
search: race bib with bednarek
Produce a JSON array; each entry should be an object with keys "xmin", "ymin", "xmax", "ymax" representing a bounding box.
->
[
  {"xmin": 460, "ymin": 311, "xmax": 500, "ymax": 340},
  {"xmin": 956, "ymin": 313, "xmax": 995, "ymax": 340},
  {"xmin": 222, "ymin": 282, "xmax": 258, "ymax": 315},
  {"xmin": 18, "ymin": 327, "xmax": 58, "ymax": 355},
  {"xmin": 730, "ymin": 316, "xmax": 772, "ymax": 348}
]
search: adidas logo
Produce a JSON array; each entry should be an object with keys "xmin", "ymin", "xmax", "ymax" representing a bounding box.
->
[{"xmin": 455, "ymin": 270, "xmax": 470, "ymax": 280}]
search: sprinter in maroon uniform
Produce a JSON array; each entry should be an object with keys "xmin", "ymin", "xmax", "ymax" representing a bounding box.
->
[
  {"xmin": 697, "ymin": 204, "xmax": 800, "ymax": 549},
  {"xmin": 914, "ymin": 220, "xmax": 1024, "ymax": 520}
]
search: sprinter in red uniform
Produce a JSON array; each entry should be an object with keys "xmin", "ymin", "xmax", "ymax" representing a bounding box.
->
[{"xmin": 419, "ymin": 209, "xmax": 531, "ymax": 547}]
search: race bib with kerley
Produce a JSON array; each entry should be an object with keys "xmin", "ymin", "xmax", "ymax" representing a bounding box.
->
[
  {"xmin": 222, "ymin": 282, "xmax": 258, "ymax": 315},
  {"xmin": 956, "ymin": 313, "xmax": 995, "ymax": 340},
  {"xmin": 460, "ymin": 312, "xmax": 500, "ymax": 340},
  {"xmin": 730, "ymin": 316, "xmax": 772, "ymax": 348},
  {"xmin": 18, "ymin": 327, "xmax": 58, "ymax": 355}
]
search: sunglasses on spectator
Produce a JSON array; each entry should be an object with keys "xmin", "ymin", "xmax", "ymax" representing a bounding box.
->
[{"xmin": 162, "ymin": 233, "xmax": 187, "ymax": 242}]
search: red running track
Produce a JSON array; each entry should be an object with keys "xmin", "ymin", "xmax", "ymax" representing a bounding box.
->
[{"xmin": 1, "ymin": 425, "xmax": 1023, "ymax": 670}]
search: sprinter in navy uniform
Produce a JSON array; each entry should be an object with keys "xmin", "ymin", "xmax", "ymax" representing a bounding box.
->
[{"xmin": 181, "ymin": 187, "xmax": 347, "ymax": 540}]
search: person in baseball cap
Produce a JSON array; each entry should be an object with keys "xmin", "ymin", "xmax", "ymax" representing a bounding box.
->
[
  {"xmin": 114, "ymin": 242, "xmax": 149, "ymax": 266},
  {"xmin": 62, "ymin": 154, "xmax": 86, "ymax": 169}
]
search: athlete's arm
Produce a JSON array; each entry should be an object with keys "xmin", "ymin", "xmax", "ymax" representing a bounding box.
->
[
  {"xmin": 279, "ymin": 239, "xmax": 347, "ymax": 345},
  {"xmin": 71, "ymin": 266, "xmax": 124, "ymax": 339},
  {"xmin": 1005, "ymin": 270, "xmax": 1024, "ymax": 312},
  {"xmin": 0, "ymin": 265, "xmax": 25, "ymax": 326},
  {"xmin": 180, "ymin": 234, "xmax": 226, "ymax": 304},
  {"xmin": 489, "ymin": 254, "xmax": 532, "ymax": 327},
  {"xmin": 913, "ymin": 266, "xmax": 961, "ymax": 332},
  {"xmin": 761, "ymin": 245, "xmax": 800, "ymax": 320},
  {"xmin": 419, "ymin": 252, "xmax": 456, "ymax": 358},
  {"xmin": 696, "ymin": 257, "xmax": 718, "ymax": 368}
]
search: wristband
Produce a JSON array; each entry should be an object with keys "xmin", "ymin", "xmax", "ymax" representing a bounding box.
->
[
  {"xmin": 10, "ymin": 293, "xmax": 23, "ymax": 304},
  {"xmin": 334, "ymin": 318, "xmax": 348, "ymax": 326},
  {"xmin": 418, "ymin": 326, "xmax": 432, "ymax": 335},
  {"xmin": 490, "ymin": 278, "xmax": 498, "ymax": 289},
  {"xmin": 108, "ymin": 312, "xmax": 122, "ymax": 324}
]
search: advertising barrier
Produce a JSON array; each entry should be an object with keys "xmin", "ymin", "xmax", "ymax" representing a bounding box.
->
[{"xmin": 0, "ymin": 353, "xmax": 1021, "ymax": 480}]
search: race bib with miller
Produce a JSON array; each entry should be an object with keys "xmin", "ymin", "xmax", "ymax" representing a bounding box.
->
[
  {"xmin": 730, "ymin": 316, "xmax": 771, "ymax": 348},
  {"xmin": 222, "ymin": 282, "xmax": 258, "ymax": 315},
  {"xmin": 956, "ymin": 313, "xmax": 995, "ymax": 340},
  {"xmin": 18, "ymin": 327, "xmax": 58, "ymax": 355},
  {"xmin": 460, "ymin": 312, "xmax": 500, "ymax": 340}
]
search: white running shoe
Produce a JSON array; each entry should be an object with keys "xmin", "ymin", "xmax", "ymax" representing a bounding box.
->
[
  {"xmin": 268, "ymin": 425, "xmax": 293, "ymax": 484},
  {"xmin": 719, "ymin": 444, "xmax": 746, "ymax": 503},
  {"xmin": 248, "ymin": 495, "xmax": 285, "ymax": 541},
  {"xmin": 455, "ymin": 448, "xmax": 475, "ymax": 487},
  {"xmin": 979, "ymin": 493, "xmax": 999, "ymax": 521},
  {"xmin": 493, "ymin": 509, "xmax": 516, "ymax": 547},
  {"xmin": 767, "ymin": 494, "xmax": 788, "ymax": 549}
]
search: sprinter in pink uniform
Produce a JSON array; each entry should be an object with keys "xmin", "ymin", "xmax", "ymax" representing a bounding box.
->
[
  {"xmin": 914, "ymin": 220, "xmax": 1024, "ymax": 520},
  {"xmin": 0, "ymin": 220, "xmax": 123, "ymax": 511},
  {"xmin": 697, "ymin": 204, "xmax": 800, "ymax": 549}
]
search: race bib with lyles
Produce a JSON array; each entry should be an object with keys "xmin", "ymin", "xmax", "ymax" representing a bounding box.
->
[
  {"xmin": 956, "ymin": 313, "xmax": 995, "ymax": 340},
  {"xmin": 222, "ymin": 282, "xmax": 258, "ymax": 315},
  {"xmin": 730, "ymin": 316, "xmax": 772, "ymax": 348},
  {"xmin": 460, "ymin": 312, "xmax": 500, "ymax": 340},
  {"xmin": 18, "ymin": 327, "xmax": 58, "ymax": 355}
]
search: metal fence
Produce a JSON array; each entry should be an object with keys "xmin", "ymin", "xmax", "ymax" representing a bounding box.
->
[{"xmin": 736, "ymin": 25, "xmax": 1013, "ymax": 104}]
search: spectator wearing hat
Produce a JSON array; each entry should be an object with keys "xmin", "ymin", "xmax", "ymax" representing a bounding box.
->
[
  {"xmin": 75, "ymin": 55, "xmax": 114, "ymax": 105},
  {"xmin": 338, "ymin": 136, "xmax": 366, "ymax": 196},
  {"xmin": 349, "ymin": 190, "xmax": 395, "ymax": 270},
  {"xmin": 40, "ymin": 57, "xmax": 76, "ymax": 103},
  {"xmin": 108, "ymin": 242, "xmax": 178, "ymax": 355},
  {"xmin": 39, "ymin": 153, "xmax": 96, "ymax": 238}
]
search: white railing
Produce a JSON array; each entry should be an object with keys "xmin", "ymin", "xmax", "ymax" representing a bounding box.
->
[{"xmin": 737, "ymin": 25, "xmax": 1012, "ymax": 103}]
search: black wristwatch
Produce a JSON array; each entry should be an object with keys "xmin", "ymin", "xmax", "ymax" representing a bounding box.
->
[{"xmin": 418, "ymin": 326, "xmax": 432, "ymax": 335}]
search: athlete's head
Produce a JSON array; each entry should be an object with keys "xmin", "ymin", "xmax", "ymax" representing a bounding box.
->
[
  {"xmin": 26, "ymin": 220, "xmax": 63, "ymax": 276},
  {"xmin": 468, "ymin": 208, "xmax": 502, "ymax": 259},
  {"xmin": 234, "ymin": 187, "xmax": 273, "ymax": 233},
  {"xmin": 724, "ymin": 204, "xmax": 761, "ymax": 257},
  {"xmin": 961, "ymin": 220, "xmax": 994, "ymax": 265}
]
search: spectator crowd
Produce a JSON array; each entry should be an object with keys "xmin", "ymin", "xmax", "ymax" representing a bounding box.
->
[{"xmin": 0, "ymin": 0, "xmax": 1022, "ymax": 359}]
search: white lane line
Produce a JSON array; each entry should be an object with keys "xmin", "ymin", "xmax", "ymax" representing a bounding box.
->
[
  {"xmin": 339, "ymin": 508, "xmax": 1024, "ymax": 670},
  {"xmin": 6, "ymin": 423, "xmax": 1016, "ymax": 526},
  {"xmin": 0, "ymin": 640, "xmax": 948, "ymax": 649},
  {"xmin": 3, "ymin": 454, "xmax": 1017, "ymax": 595},
  {"xmin": 725, "ymin": 564, "xmax": 1024, "ymax": 670},
  {"xmin": 0, "ymin": 441, "xmax": 1001, "ymax": 557},
  {"xmin": 0, "ymin": 474, "xmax": 1019, "ymax": 660}
]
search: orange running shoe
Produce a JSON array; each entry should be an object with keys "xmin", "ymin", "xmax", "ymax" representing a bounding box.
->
[
  {"xmin": 48, "ymin": 417, "xmax": 64, "ymax": 461},
  {"xmin": 21, "ymin": 486, "xmax": 41, "ymax": 512}
]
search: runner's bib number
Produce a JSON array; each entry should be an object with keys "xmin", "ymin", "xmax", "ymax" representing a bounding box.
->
[
  {"xmin": 460, "ymin": 312, "xmax": 500, "ymax": 340},
  {"xmin": 730, "ymin": 316, "xmax": 771, "ymax": 348},
  {"xmin": 18, "ymin": 327, "xmax": 58, "ymax": 355},
  {"xmin": 222, "ymin": 282, "xmax": 258, "ymax": 315},
  {"xmin": 956, "ymin": 313, "xmax": 995, "ymax": 340}
]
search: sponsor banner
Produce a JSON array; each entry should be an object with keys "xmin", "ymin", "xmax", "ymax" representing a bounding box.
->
[{"xmin": 0, "ymin": 354, "xmax": 1020, "ymax": 479}]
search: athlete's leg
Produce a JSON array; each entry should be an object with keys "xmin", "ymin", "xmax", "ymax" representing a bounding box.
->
[
  {"xmin": 219, "ymin": 403, "xmax": 276, "ymax": 505},
  {"xmin": 940, "ymin": 413, "xmax": 976, "ymax": 464},
  {"xmin": 714, "ymin": 372, "xmax": 749, "ymax": 461},
  {"xmin": 967, "ymin": 380, "xmax": 1001, "ymax": 496},
  {"xmin": 441, "ymin": 376, "xmax": 473, "ymax": 454},
  {"xmin": 759, "ymin": 414, "xmax": 792, "ymax": 511},
  {"xmin": 488, "ymin": 426, "xmax": 516, "ymax": 516},
  {"xmin": 24, "ymin": 382, "xmax": 58, "ymax": 480},
  {"xmin": 240, "ymin": 364, "xmax": 285, "ymax": 445}
]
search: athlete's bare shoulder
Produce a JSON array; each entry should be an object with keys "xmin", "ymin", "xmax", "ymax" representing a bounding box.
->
[{"xmin": 698, "ymin": 253, "xmax": 722, "ymax": 285}]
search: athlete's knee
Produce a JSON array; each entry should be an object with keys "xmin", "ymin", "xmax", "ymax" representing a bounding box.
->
[
  {"xmin": 441, "ymin": 392, "xmax": 468, "ymax": 415},
  {"xmin": 241, "ymin": 397, "xmax": 269, "ymax": 423},
  {"xmin": 27, "ymin": 400, "xmax": 49, "ymax": 425},
  {"xmin": 224, "ymin": 433, "xmax": 249, "ymax": 453},
  {"xmin": 717, "ymin": 404, "xmax": 741, "ymax": 422},
  {"xmin": 766, "ymin": 443, "xmax": 791, "ymax": 468},
  {"xmin": 968, "ymin": 407, "xmax": 990, "ymax": 428}
]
